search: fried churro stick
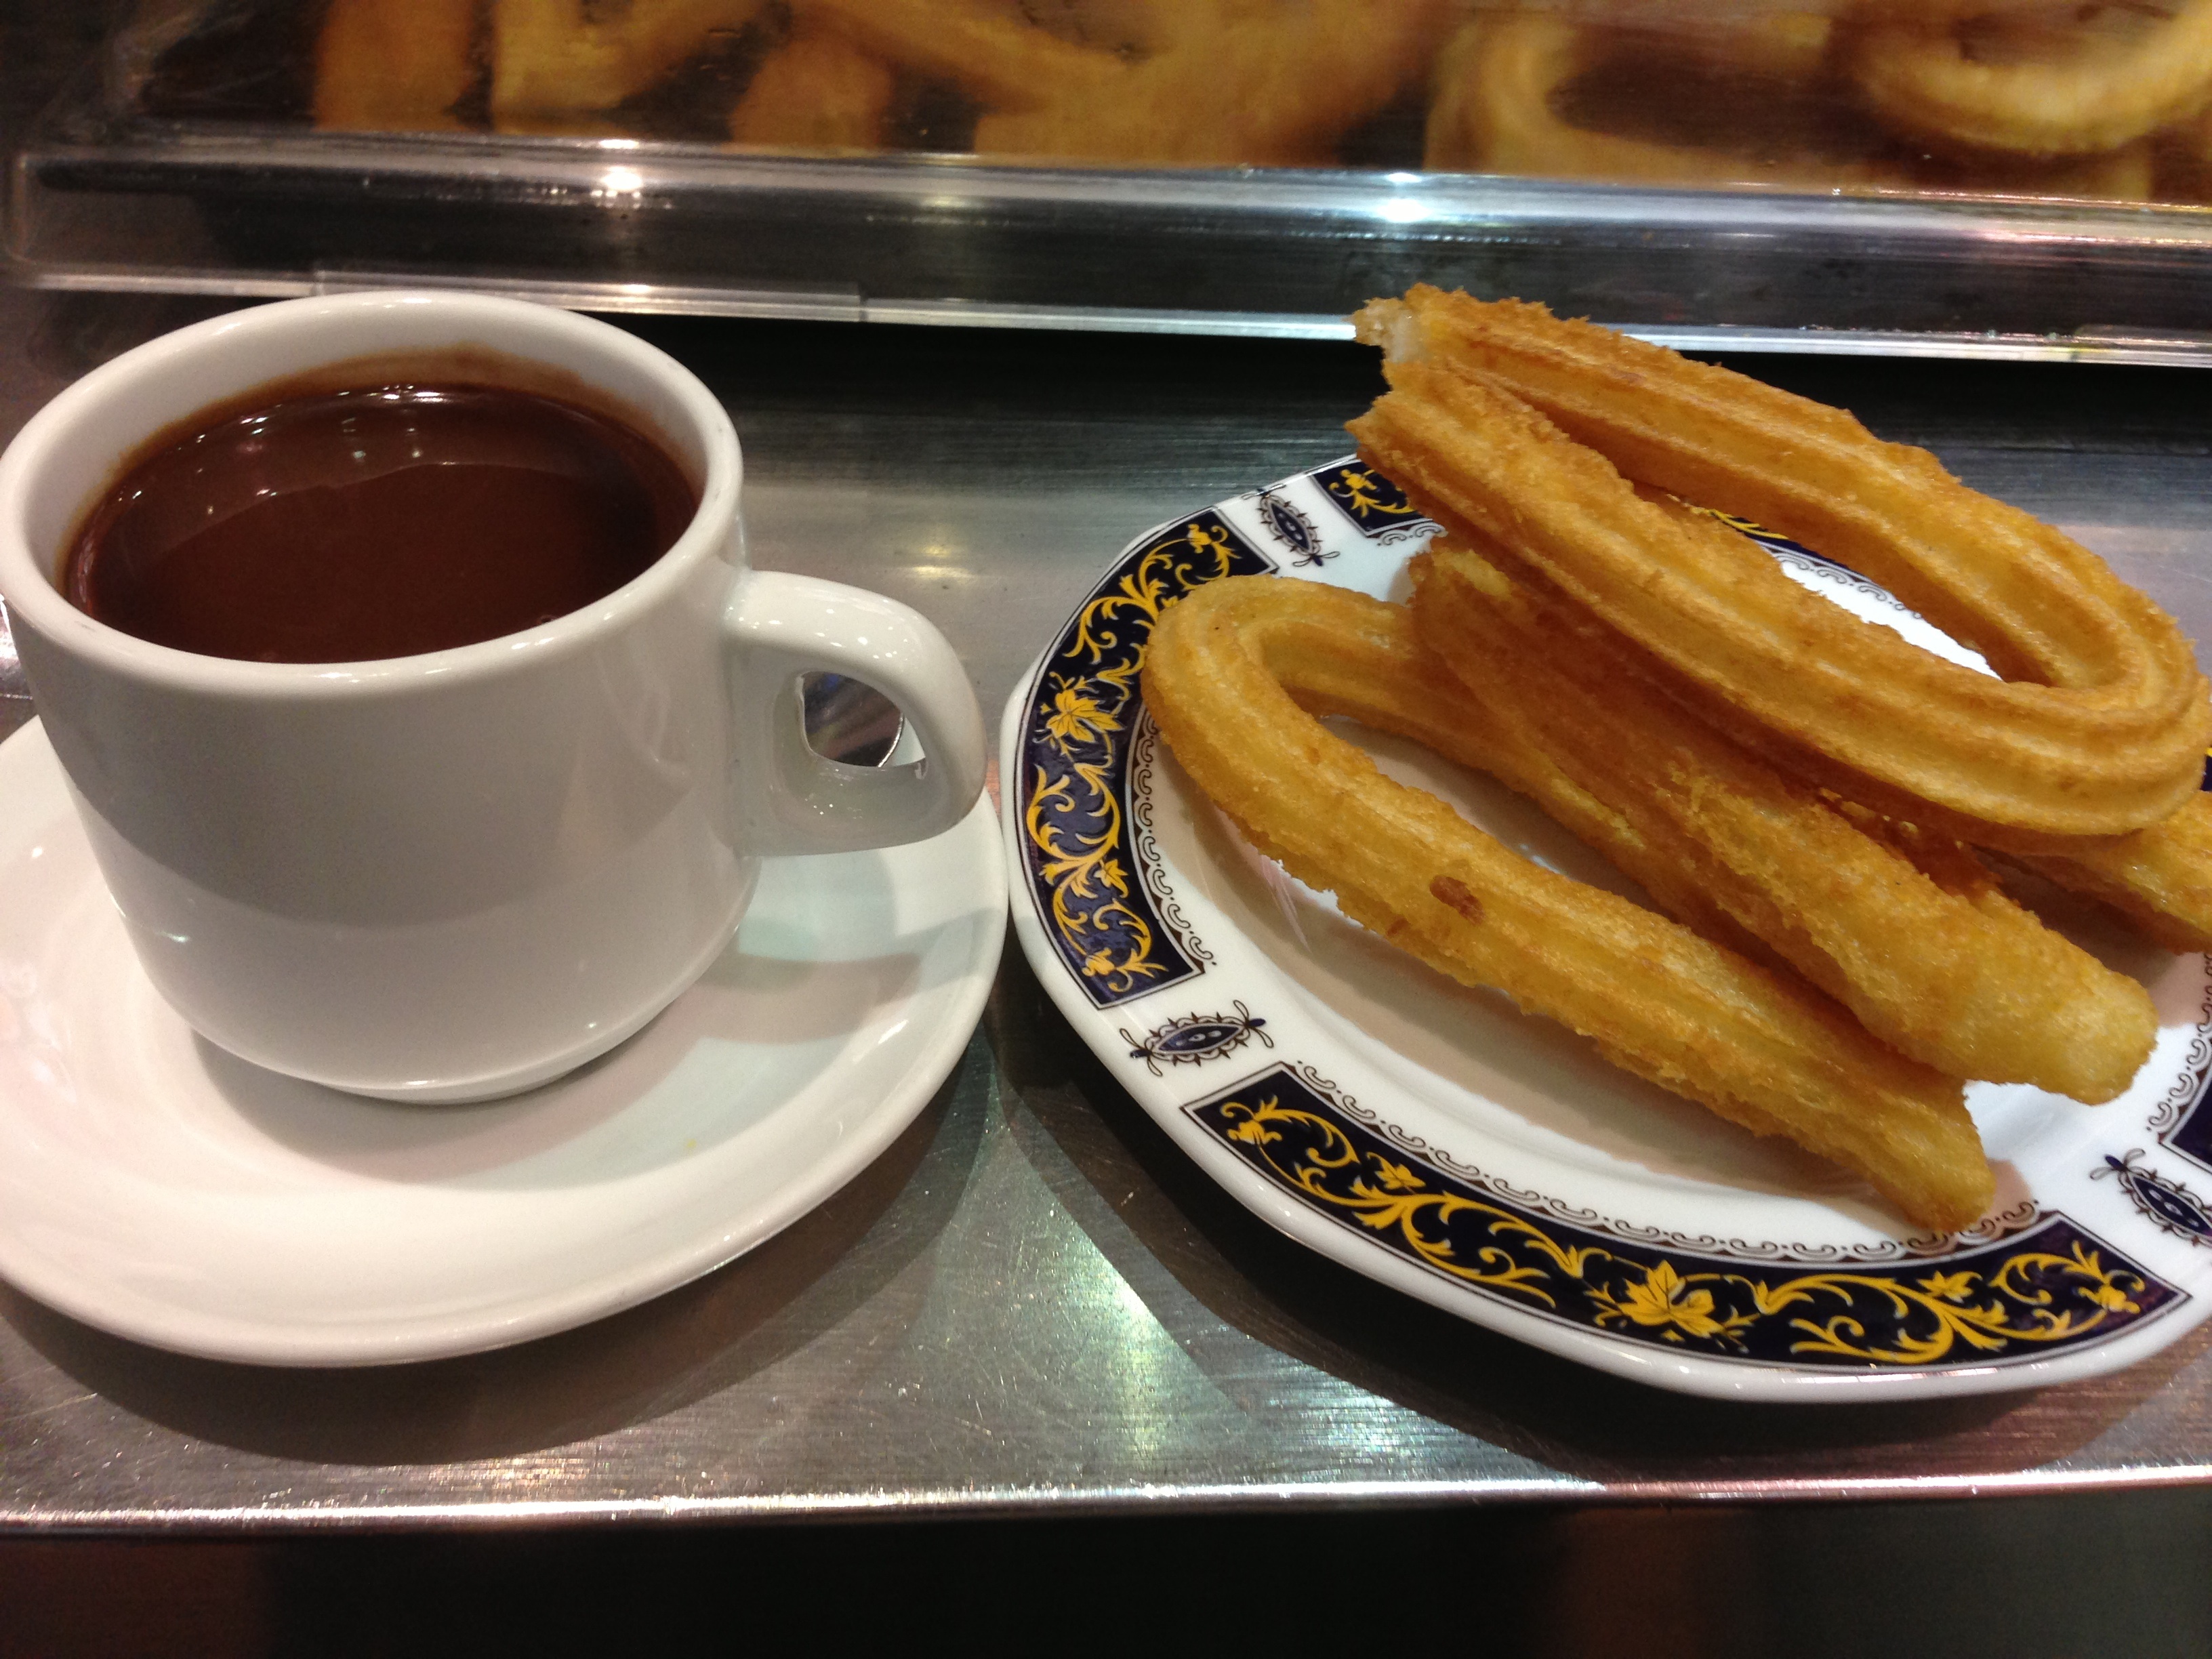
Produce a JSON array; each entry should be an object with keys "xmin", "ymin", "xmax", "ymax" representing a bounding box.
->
[
  {"xmin": 2012, "ymin": 795, "xmax": 2212, "ymax": 952},
  {"xmin": 491, "ymin": 0, "xmax": 765, "ymax": 119},
  {"xmin": 1352, "ymin": 534, "xmax": 2171, "ymax": 1071},
  {"xmin": 728, "ymin": 24, "xmax": 896, "ymax": 150},
  {"xmin": 974, "ymin": 0, "xmax": 1450, "ymax": 167},
  {"xmin": 1144, "ymin": 575, "xmax": 1990, "ymax": 1233},
  {"xmin": 314, "ymin": 0, "xmax": 478, "ymax": 132},
  {"xmin": 1351, "ymin": 289, "xmax": 2211, "ymax": 846},
  {"xmin": 1409, "ymin": 539, "xmax": 2157, "ymax": 1103},
  {"xmin": 1263, "ymin": 560, "xmax": 1770, "ymax": 963},
  {"xmin": 1850, "ymin": 0, "xmax": 2212, "ymax": 158}
]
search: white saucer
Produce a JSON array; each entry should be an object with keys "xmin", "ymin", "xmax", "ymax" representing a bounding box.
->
[{"xmin": 0, "ymin": 718, "xmax": 1004, "ymax": 1366}]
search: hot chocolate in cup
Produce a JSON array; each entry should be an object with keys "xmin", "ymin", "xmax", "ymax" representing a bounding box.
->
[{"xmin": 0, "ymin": 291, "xmax": 987, "ymax": 1102}]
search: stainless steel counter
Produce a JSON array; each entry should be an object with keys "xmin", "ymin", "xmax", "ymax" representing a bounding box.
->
[{"xmin": 2, "ymin": 287, "xmax": 2211, "ymax": 1541}]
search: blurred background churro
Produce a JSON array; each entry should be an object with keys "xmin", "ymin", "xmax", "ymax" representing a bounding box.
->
[{"xmin": 280, "ymin": 0, "xmax": 2212, "ymax": 205}]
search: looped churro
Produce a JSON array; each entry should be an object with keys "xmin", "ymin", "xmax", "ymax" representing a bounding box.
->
[
  {"xmin": 1143, "ymin": 573, "xmax": 1990, "ymax": 1232},
  {"xmin": 1849, "ymin": 0, "xmax": 2212, "ymax": 157},
  {"xmin": 1425, "ymin": 12, "xmax": 1898, "ymax": 190},
  {"xmin": 1350, "ymin": 288, "xmax": 2212, "ymax": 846}
]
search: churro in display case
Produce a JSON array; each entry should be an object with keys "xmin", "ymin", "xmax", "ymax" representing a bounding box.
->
[
  {"xmin": 112, "ymin": 1, "xmax": 2185, "ymax": 201},
  {"xmin": 14, "ymin": 0, "xmax": 2212, "ymax": 342},
  {"xmin": 218, "ymin": 0, "xmax": 2212, "ymax": 201}
]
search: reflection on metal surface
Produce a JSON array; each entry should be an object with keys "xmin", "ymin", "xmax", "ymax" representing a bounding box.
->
[
  {"xmin": 31, "ymin": 262, "xmax": 2212, "ymax": 365},
  {"xmin": 801, "ymin": 672, "xmax": 901, "ymax": 769},
  {"xmin": 0, "ymin": 598, "xmax": 28, "ymax": 743},
  {"xmin": 307, "ymin": 269, "xmax": 867, "ymax": 325}
]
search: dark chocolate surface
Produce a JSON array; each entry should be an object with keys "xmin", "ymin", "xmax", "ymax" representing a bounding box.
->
[{"xmin": 64, "ymin": 382, "xmax": 696, "ymax": 662}]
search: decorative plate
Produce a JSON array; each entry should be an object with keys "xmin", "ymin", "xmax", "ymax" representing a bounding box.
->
[{"xmin": 1000, "ymin": 456, "xmax": 2212, "ymax": 1401}]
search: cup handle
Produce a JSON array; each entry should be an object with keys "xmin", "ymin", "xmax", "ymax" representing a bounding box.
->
[{"xmin": 722, "ymin": 569, "xmax": 987, "ymax": 857}]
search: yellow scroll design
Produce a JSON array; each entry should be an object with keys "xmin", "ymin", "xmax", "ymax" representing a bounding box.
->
[
  {"xmin": 1214, "ymin": 1094, "xmax": 2152, "ymax": 1365},
  {"xmin": 1025, "ymin": 520, "xmax": 1244, "ymax": 995}
]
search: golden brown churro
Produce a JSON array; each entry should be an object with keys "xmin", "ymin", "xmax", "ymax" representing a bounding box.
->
[
  {"xmin": 973, "ymin": 0, "xmax": 1449, "ymax": 167},
  {"xmin": 490, "ymin": 0, "xmax": 764, "ymax": 121},
  {"xmin": 314, "ymin": 0, "xmax": 478, "ymax": 133},
  {"xmin": 1408, "ymin": 538, "xmax": 2158, "ymax": 1103},
  {"xmin": 1351, "ymin": 289, "xmax": 2211, "ymax": 846},
  {"xmin": 728, "ymin": 23, "xmax": 897, "ymax": 150},
  {"xmin": 291, "ymin": 0, "xmax": 2212, "ymax": 201},
  {"xmin": 1425, "ymin": 13, "xmax": 1896, "ymax": 190},
  {"xmin": 790, "ymin": 0, "xmax": 1118, "ymax": 114},
  {"xmin": 1143, "ymin": 574, "xmax": 1992, "ymax": 1231},
  {"xmin": 1849, "ymin": 0, "xmax": 2212, "ymax": 158},
  {"xmin": 2013, "ymin": 795, "xmax": 2212, "ymax": 953}
]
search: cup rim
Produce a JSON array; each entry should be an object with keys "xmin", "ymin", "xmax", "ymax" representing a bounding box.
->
[{"xmin": 0, "ymin": 289, "xmax": 742, "ymax": 699}]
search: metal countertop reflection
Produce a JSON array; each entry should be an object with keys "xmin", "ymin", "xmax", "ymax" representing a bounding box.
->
[{"xmin": 1, "ymin": 289, "xmax": 2209, "ymax": 1530}]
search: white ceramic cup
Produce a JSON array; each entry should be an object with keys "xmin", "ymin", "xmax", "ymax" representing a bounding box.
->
[{"xmin": 0, "ymin": 291, "xmax": 987, "ymax": 1102}]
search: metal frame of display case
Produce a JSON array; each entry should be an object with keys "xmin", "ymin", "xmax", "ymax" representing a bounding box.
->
[{"xmin": 19, "ymin": 57, "xmax": 2212, "ymax": 362}]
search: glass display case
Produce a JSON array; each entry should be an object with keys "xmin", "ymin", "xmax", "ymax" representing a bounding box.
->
[{"xmin": 15, "ymin": 0, "xmax": 2212, "ymax": 354}]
